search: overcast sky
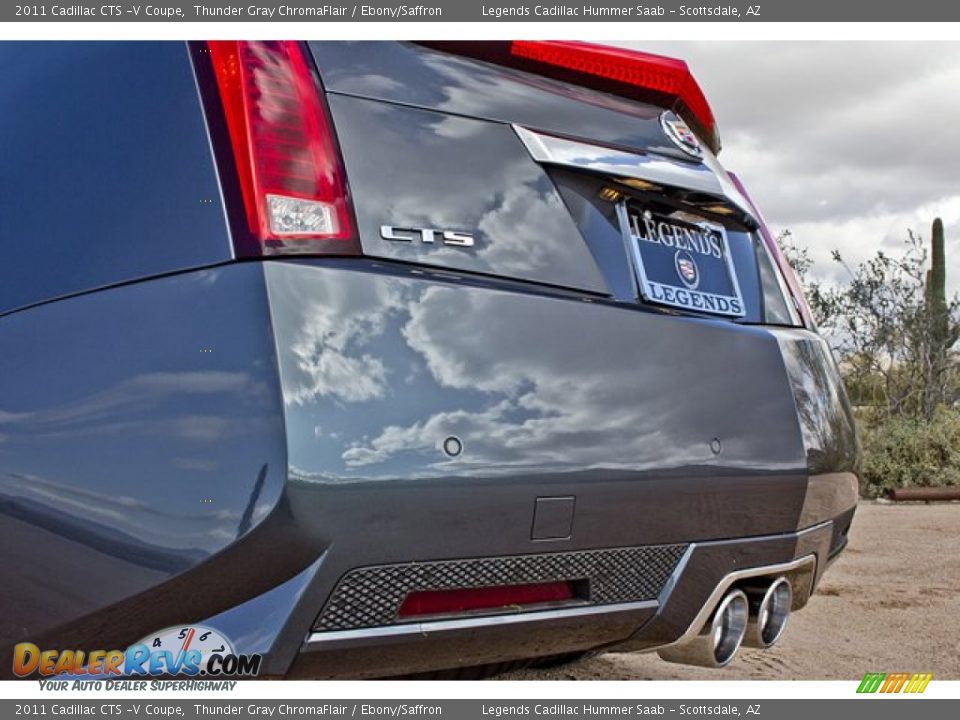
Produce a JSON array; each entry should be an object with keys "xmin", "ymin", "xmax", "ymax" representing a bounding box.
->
[{"xmin": 619, "ymin": 42, "xmax": 960, "ymax": 293}]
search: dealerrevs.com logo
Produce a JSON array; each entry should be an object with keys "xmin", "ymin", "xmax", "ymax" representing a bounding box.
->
[{"xmin": 13, "ymin": 625, "xmax": 261, "ymax": 680}]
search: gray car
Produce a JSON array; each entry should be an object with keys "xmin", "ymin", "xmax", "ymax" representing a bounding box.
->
[{"xmin": 0, "ymin": 40, "xmax": 858, "ymax": 679}]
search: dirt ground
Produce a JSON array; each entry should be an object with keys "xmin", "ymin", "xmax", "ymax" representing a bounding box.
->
[{"xmin": 503, "ymin": 502, "xmax": 960, "ymax": 680}]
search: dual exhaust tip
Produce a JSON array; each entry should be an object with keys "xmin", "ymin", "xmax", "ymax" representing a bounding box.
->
[{"xmin": 658, "ymin": 576, "xmax": 792, "ymax": 668}]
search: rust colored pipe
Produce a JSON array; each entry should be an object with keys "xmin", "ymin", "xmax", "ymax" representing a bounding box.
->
[{"xmin": 888, "ymin": 487, "xmax": 960, "ymax": 502}]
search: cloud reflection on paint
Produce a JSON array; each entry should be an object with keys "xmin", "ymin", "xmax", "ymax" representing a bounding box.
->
[{"xmin": 267, "ymin": 264, "xmax": 805, "ymax": 480}]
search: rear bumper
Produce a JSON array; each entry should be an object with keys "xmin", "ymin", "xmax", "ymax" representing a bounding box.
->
[
  {"xmin": 289, "ymin": 520, "xmax": 837, "ymax": 678},
  {"xmin": 297, "ymin": 600, "xmax": 657, "ymax": 679},
  {"xmin": 256, "ymin": 259, "xmax": 857, "ymax": 677}
]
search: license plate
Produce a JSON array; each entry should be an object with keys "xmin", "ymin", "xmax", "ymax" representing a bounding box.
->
[{"xmin": 618, "ymin": 203, "xmax": 746, "ymax": 317}]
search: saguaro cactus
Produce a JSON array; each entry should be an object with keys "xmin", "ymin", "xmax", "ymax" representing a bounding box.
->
[
  {"xmin": 928, "ymin": 218, "xmax": 949, "ymax": 358},
  {"xmin": 921, "ymin": 217, "xmax": 955, "ymax": 417}
]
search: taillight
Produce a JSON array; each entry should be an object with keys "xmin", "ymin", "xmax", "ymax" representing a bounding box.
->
[
  {"xmin": 205, "ymin": 40, "xmax": 357, "ymax": 255},
  {"xmin": 418, "ymin": 41, "xmax": 719, "ymax": 154},
  {"xmin": 397, "ymin": 581, "xmax": 577, "ymax": 619},
  {"xmin": 728, "ymin": 172, "xmax": 813, "ymax": 329},
  {"xmin": 510, "ymin": 41, "xmax": 717, "ymax": 153}
]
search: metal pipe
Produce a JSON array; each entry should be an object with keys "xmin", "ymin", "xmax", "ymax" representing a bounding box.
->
[
  {"xmin": 742, "ymin": 577, "xmax": 792, "ymax": 649},
  {"xmin": 657, "ymin": 589, "xmax": 749, "ymax": 668},
  {"xmin": 888, "ymin": 487, "xmax": 960, "ymax": 502}
]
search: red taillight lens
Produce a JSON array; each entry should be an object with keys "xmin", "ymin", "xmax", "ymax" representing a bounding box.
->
[
  {"xmin": 728, "ymin": 172, "xmax": 813, "ymax": 329},
  {"xmin": 206, "ymin": 41, "xmax": 355, "ymax": 253},
  {"xmin": 509, "ymin": 41, "xmax": 718, "ymax": 153},
  {"xmin": 397, "ymin": 581, "xmax": 576, "ymax": 619}
]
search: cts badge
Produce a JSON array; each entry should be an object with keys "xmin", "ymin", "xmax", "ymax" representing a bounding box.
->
[{"xmin": 380, "ymin": 226, "xmax": 475, "ymax": 247}]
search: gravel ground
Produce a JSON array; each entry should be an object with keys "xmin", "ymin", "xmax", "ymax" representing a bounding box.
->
[{"xmin": 502, "ymin": 502, "xmax": 960, "ymax": 680}]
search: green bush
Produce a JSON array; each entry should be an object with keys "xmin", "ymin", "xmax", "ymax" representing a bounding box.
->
[{"xmin": 858, "ymin": 406, "xmax": 960, "ymax": 498}]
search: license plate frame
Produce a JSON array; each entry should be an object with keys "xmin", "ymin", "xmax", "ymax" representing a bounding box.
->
[{"xmin": 617, "ymin": 202, "xmax": 746, "ymax": 318}]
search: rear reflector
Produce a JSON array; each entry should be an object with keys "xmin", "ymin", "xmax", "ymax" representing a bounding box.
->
[
  {"xmin": 206, "ymin": 41, "xmax": 356, "ymax": 253},
  {"xmin": 397, "ymin": 581, "xmax": 576, "ymax": 618}
]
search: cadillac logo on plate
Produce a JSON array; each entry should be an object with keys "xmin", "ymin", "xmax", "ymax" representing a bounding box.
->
[{"xmin": 674, "ymin": 250, "xmax": 700, "ymax": 289}]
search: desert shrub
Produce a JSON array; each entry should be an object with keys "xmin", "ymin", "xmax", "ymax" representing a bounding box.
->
[
  {"xmin": 781, "ymin": 226, "xmax": 960, "ymax": 420},
  {"xmin": 858, "ymin": 406, "xmax": 960, "ymax": 497}
]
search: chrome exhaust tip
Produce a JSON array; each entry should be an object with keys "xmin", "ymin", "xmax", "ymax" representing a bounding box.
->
[
  {"xmin": 743, "ymin": 576, "xmax": 792, "ymax": 649},
  {"xmin": 658, "ymin": 589, "xmax": 749, "ymax": 668}
]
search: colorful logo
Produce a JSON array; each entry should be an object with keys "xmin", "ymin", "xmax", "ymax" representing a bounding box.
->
[
  {"xmin": 857, "ymin": 672, "xmax": 932, "ymax": 694},
  {"xmin": 674, "ymin": 249, "xmax": 700, "ymax": 289},
  {"xmin": 13, "ymin": 625, "xmax": 261, "ymax": 679},
  {"xmin": 660, "ymin": 111, "xmax": 703, "ymax": 158}
]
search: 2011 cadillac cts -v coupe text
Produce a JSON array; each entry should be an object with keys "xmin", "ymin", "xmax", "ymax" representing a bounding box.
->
[{"xmin": 0, "ymin": 41, "xmax": 859, "ymax": 678}]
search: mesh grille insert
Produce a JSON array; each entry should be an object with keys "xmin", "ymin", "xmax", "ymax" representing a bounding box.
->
[{"xmin": 314, "ymin": 543, "xmax": 687, "ymax": 631}]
